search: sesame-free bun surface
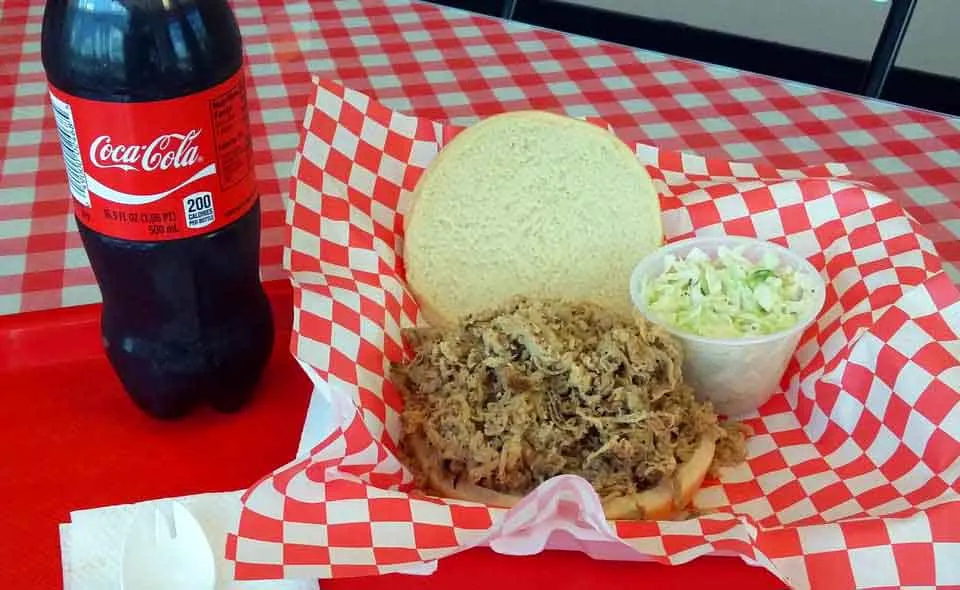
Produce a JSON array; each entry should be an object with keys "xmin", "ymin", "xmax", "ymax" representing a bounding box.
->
[{"xmin": 404, "ymin": 110, "xmax": 663, "ymax": 326}]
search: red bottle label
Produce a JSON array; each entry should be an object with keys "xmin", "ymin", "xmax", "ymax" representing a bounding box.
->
[{"xmin": 48, "ymin": 70, "xmax": 258, "ymax": 241}]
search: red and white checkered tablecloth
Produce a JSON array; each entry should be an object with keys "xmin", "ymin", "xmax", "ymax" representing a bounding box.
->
[{"xmin": 1, "ymin": 0, "xmax": 959, "ymax": 315}]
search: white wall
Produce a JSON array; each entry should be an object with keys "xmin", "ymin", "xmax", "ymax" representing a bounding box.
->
[
  {"xmin": 560, "ymin": 0, "xmax": 960, "ymax": 79},
  {"xmin": 900, "ymin": 0, "xmax": 960, "ymax": 77}
]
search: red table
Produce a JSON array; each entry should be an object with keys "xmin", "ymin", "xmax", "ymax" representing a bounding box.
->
[{"xmin": 0, "ymin": 280, "xmax": 783, "ymax": 589}]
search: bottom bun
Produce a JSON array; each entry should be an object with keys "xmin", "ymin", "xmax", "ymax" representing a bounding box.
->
[{"xmin": 406, "ymin": 433, "xmax": 717, "ymax": 520}]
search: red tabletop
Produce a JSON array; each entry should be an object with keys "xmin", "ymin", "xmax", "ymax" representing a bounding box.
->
[{"xmin": 0, "ymin": 281, "xmax": 783, "ymax": 589}]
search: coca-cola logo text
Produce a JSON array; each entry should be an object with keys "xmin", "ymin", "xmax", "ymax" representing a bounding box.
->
[{"xmin": 89, "ymin": 130, "xmax": 202, "ymax": 172}]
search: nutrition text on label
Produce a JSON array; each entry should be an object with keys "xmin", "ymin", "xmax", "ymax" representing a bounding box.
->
[{"xmin": 210, "ymin": 77, "xmax": 253, "ymax": 191}]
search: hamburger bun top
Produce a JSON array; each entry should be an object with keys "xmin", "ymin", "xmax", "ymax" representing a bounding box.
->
[{"xmin": 403, "ymin": 110, "xmax": 662, "ymax": 326}]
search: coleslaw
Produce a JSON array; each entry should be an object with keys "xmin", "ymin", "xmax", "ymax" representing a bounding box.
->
[{"xmin": 639, "ymin": 245, "xmax": 818, "ymax": 338}]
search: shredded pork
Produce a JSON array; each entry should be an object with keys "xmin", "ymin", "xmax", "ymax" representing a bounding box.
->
[{"xmin": 393, "ymin": 298, "xmax": 745, "ymax": 500}]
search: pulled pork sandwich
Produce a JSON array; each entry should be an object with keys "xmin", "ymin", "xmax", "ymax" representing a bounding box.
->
[{"xmin": 392, "ymin": 298, "xmax": 747, "ymax": 520}]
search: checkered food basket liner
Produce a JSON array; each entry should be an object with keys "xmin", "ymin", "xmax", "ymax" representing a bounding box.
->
[{"xmin": 228, "ymin": 79, "xmax": 960, "ymax": 589}]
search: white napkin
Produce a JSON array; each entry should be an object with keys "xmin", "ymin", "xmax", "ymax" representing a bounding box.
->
[
  {"xmin": 60, "ymin": 491, "xmax": 319, "ymax": 590},
  {"xmin": 59, "ymin": 361, "xmax": 340, "ymax": 590}
]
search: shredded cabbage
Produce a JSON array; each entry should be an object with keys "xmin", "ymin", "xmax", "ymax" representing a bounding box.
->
[{"xmin": 640, "ymin": 246, "xmax": 817, "ymax": 338}]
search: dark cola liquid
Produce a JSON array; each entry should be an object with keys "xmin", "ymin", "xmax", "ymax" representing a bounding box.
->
[{"xmin": 42, "ymin": 0, "xmax": 273, "ymax": 419}]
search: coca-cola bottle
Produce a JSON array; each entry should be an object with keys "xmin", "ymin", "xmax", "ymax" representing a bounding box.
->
[{"xmin": 41, "ymin": 0, "xmax": 274, "ymax": 419}]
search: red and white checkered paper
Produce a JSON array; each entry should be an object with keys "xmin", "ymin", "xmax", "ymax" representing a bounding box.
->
[{"xmin": 227, "ymin": 79, "xmax": 960, "ymax": 589}]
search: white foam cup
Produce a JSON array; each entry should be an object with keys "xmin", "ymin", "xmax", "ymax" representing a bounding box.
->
[{"xmin": 629, "ymin": 236, "xmax": 826, "ymax": 417}]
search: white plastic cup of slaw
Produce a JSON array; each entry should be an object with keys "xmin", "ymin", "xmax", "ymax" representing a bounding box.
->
[{"xmin": 629, "ymin": 236, "xmax": 826, "ymax": 417}]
